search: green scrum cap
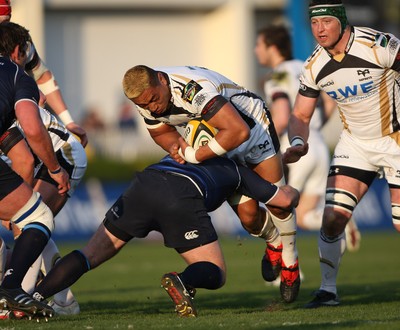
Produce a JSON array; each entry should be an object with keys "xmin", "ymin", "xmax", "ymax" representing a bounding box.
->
[{"xmin": 309, "ymin": 0, "xmax": 348, "ymax": 32}]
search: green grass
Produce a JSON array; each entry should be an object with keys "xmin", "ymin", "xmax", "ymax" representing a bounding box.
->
[{"xmin": 3, "ymin": 231, "xmax": 400, "ymax": 329}]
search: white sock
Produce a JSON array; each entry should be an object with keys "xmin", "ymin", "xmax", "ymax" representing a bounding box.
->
[
  {"xmin": 22, "ymin": 255, "xmax": 42, "ymax": 294},
  {"xmin": 41, "ymin": 239, "xmax": 76, "ymax": 306},
  {"xmin": 269, "ymin": 212, "xmax": 298, "ymax": 266},
  {"xmin": 251, "ymin": 209, "xmax": 280, "ymax": 245},
  {"xmin": 318, "ymin": 230, "xmax": 346, "ymax": 295}
]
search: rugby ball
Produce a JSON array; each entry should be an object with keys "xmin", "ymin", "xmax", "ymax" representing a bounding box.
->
[{"xmin": 183, "ymin": 119, "xmax": 217, "ymax": 149}]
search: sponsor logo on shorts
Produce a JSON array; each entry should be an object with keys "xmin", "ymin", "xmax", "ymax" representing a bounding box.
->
[
  {"xmin": 110, "ymin": 207, "xmax": 120, "ymax": 219},
  {"xmin": 184, "ymin": 230, "xmax": 199, "ymax": 240},
  {"xmin": 3, "ymin": 269, "xmax": 13, "ymax": 278},
  {"xmin": 258, "ymin": 139, "xmax": 270, "ymax": 150}
]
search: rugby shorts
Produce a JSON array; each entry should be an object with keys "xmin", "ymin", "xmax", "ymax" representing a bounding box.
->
[
  {"xmin": 103, "ymin": 170, "xmax": 218, "ymax": 250},
  {"xmin": 332, "ymin": 130, "xmax": 400, "ymax": 186}
]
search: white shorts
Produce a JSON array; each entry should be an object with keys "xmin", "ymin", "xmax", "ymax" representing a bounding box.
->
[
  {"xmin": 332, "ymin": 130, "xmax": 400, "ymax": 186},
  {"xmin": 281, "ymin": 129, "xmax": 330, "ymax": 195},
  {"xmin": 35, "ymin": 134, "xmax": 87, "ymax": 197},
  {"xmin": 226, "ymin": 96, "xmax": 279, "ymax": 165}
]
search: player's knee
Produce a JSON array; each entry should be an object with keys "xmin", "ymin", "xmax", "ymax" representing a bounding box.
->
[
  {"xmin": 202, "ymin": 262, "xmax": 225, "ymax": 289},
  {"xmin": 324, "ymin": 188, "xmax": 357, "ymax": 234},
  {"xmin": 10, "ymin": 192, "xmax": 54, "ymax": 237},
  {"xmin": 391, "ymin": 204, "xmax": 400, "ymax": 233}
]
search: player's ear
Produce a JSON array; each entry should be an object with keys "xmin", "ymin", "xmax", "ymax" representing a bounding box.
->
[
  {"xmin": 158, "ymin": 72, "xmax": 168, "ymax": 86},
  {"xmin": 10, "ymin": 44, "xmax": 19, "ymax": 62}
]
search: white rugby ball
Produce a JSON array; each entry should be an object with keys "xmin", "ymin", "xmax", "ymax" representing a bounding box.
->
[{"xmin": 183, "ymin": 119, "xmax": 217, "ymax": 149}]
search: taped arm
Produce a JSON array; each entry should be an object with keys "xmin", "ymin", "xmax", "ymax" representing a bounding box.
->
[{"xmin": 30, "ymin": 53, "xmax": 88, "ymax": 147}]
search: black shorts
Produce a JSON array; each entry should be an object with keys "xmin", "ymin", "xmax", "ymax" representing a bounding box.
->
[
  {"xmin": 0, "ymin": 158, "xmax": 24, "ymax": 200},
  {"xmin": 103, "ymin": 170, "xmax": 218, "ymax": 250}
]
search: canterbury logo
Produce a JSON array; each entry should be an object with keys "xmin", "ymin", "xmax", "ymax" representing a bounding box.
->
[
  {"xmin": 184, "ymin": 230, "xmax": 199, "ymax": 240},
  {"xmin": 3, "ymin": 269, "xmax": 13, "ymax": 278}
]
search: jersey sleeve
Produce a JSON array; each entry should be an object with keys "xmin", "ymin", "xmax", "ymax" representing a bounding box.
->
[
  {"xmin": 375, "ymin": 33, "xmax": 400, "ymax": 69},
  {"xmin": 265, "ymin": 72, "xmax": 290, "ymax": 103},
  {"xmin": 14, "ymin": 69, "xmax": 40, "ymax": 105},
  {"xmin": 236, "ymin": 165, "xmax": 278, "ymax": 203},
  {"xmin": 298, "ymin": 71, "xmax": 320, "ymax": 99}
]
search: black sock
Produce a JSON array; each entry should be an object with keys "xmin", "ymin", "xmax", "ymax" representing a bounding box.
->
[
  {"xmin": 179, "ymin": 262, "xmax": 224, "ymax": 290},
  {"xmin": 34, "ymin": 250, "xmax": 90, "ymax": 300},
  {"xmin": 1, "ymin": 228, "xmax": 49, "ymax": 289}
]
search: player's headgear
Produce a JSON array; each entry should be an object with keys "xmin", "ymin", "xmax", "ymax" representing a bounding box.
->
[
  {"xmin": 0, "ymin": 0, "xmax": 11, "ymax": 18},
  {"xmin": 309, "ymin": 0, "xmax": 348, "ymax": 33}
]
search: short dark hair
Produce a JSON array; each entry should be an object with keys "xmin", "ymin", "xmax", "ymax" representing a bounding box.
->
[
  {"xmin": 0, "ymin": 21, "xmax": 31, "ymax": 57},
  {"xmin": 257, "ymin": 25, "xmax": 293, "ymax": 60}
]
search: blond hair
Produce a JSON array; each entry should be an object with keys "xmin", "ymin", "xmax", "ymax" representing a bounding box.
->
[{"xmin": 122, "ymin": 65, "xmax": 158, "ymax": 99}]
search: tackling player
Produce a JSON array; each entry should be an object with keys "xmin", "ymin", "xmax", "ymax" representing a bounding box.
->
[{"xmin": 30, "ymin": 155, "xmax": 299, "ymax": 317}]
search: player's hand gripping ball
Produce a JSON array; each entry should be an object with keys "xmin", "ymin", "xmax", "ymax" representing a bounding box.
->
[{"xmin": 183, "ymin": 119, "xmax": 217, "ymax": 148}]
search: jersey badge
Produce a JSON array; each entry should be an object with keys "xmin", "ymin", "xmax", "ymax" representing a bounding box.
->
[{"xmin": 182, "ymin": 80, "xmax": 203, "ymax": 104}]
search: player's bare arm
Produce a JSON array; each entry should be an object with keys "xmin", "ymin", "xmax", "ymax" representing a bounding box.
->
[
  {"xmin": 270, "ymin": 97, "xmax": 292, "ymax": 136},
  {"xmin": 192, "ymin": 103, "xmax": 250, "ymax": 162},
  {"xmin": 16, "ymin": 100, "xmax": 70, "ymax": 195},
  {"xmin": 6, "ymin": 139, "xmax": 35, "ymax": 186},
  {"xmin": 283, "ymin": 94, "xmax": 316, "ymax": 164},
  {"xmin": 148, "ymin": 123, "xmax": 185, "ymax": 163},
  {"xmin": 34, "ymin": 67, "xmax": 88, "ymax": 147},
  {"xmin": 268, "ymin": 185, "xmax": 300, "ymax": 210}
]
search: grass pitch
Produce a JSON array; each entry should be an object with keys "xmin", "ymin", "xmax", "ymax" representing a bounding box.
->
[{"xmin": 2, "ymin": 230, "xmax": 399, "ymax": 329}]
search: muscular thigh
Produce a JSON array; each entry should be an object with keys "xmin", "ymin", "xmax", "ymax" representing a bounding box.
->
[
  {"xmin": 326, "ymin": 174, "xmax": 369, "ymax": 206},
  {"xmin": 180, "ymin": 240, "xmax": 226, "ymax": 272},
  {"xmin": 34, "ymin": 179, "xmax": 67, "ymax": 216},
  {"xmin": 250, "ymin": 153, "xmax": 284, "ymax": 185}
]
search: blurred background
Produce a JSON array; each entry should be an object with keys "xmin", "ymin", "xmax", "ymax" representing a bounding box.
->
[{"xmin": 5, "ymin": 0, "xmax": 399, "ymax": 241}]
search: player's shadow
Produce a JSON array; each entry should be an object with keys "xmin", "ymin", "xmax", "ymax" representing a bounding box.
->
[{"xmin": 73, "ymin": 279, "xmax": 400, "ymax": 317}]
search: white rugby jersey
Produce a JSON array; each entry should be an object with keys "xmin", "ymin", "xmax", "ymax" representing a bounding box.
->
[
  {"xmin": 16, "ymin": 107, "xmax": 71, "ymax": 152},
  {"xmin": 1, "ymin": 107, "xmax": 77, "ymax": 166},
  {"xmin": 264, "ymin": 59, "xmax": 324, "ymax": 130},
  {"xmin": 136, "ymin": 66, "xmax": 269, "ymax": 129},
  {"xmin": 300, "ymin": 26, "xmax": 400, "ymax": 140}
]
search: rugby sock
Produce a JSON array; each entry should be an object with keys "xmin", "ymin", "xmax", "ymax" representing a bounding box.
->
[
  {"xmin": 179, "ymin": 262, "xmax": 224, "ymax": 290},
  {"xmin": 1, "ymin": 228, "xmax": 48, "ymax": 289},
  {"xmin": 41, "ymin": 239, "xmax": 76, "ymax": 306},
  {"xmin": 251, "ymin": 208, "xmax": 281, "ymax": 247},
  {"xmin": 21, "ymin": 255, "xmax": 42, "ymax": 294},
  {"xmin": 269, "ymin": 212, "xmax": 298, "ymax": 266},
  {"xmin": 34, "ymin": 250, "xmax": 90, "ymax": 300},
  {"xmin": 318, "ymin": 230, "xmax": 346, "ymax": 295}
]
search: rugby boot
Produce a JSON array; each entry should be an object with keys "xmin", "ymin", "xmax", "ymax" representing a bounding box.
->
[
  {"xmin": 0, "ymin": 287, "xmax": 54, "ymax": 318},
  {"xmin": 261, "ymin": 243, "xmax": 282, "ymax": 281},
  {"xmin": 161, "ymin": 272, "xmax": 197, "ymax": 317},
  {"xmin": 305, "ymin": 289, "xmax": 339, "ymax": 308},
  {"xmin": 280, "ymin": 260, "xmax": 300, "ymax": 303}
]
